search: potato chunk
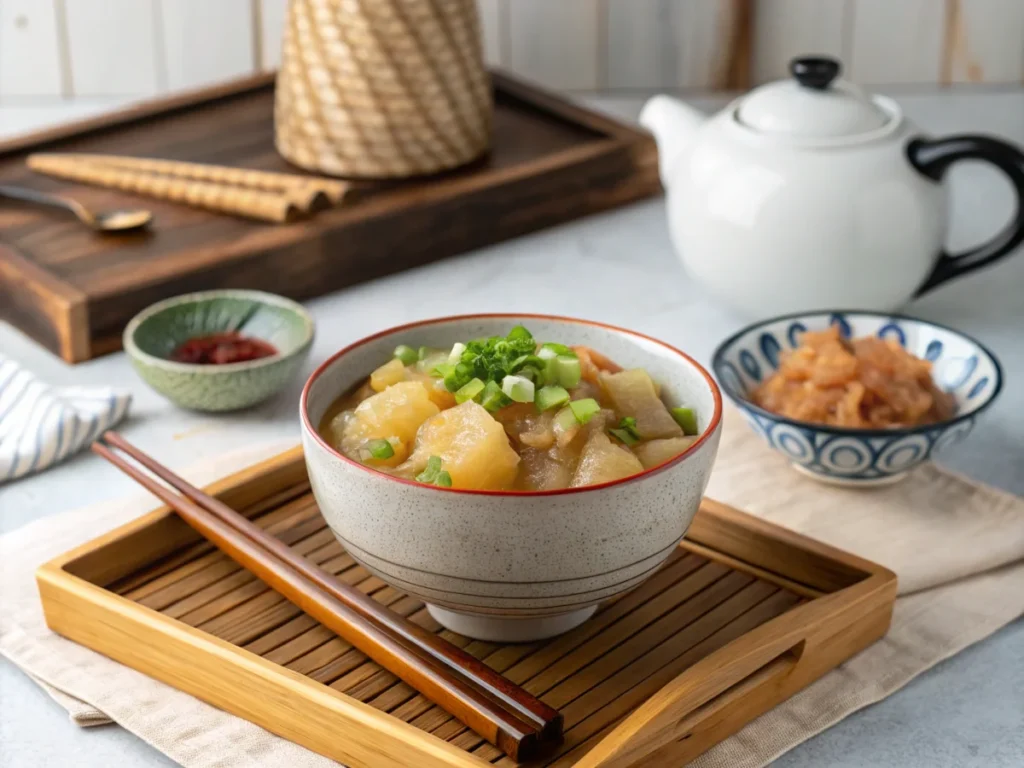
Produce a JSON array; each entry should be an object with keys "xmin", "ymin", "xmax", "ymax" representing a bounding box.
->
[
  {"xmin": 570, "ymin": 432, "xmax": 643, "ymax": 487},
  {"xmin": 369, "ymin": 358, "xmax": 408, "ymax": 392},
  {"xmin": 341, "ymin": 381, "xmax": 440, "ymax": 464},
  {"xmin": 601, "ymin": 369, "xmax": 683, "ymax": 439},
  {"xmin": 494, "ymin": 403, "xmax": 555, "ymax": 450},
  {"xmin": 515, "ymin": 447, "xmax": 572, "ymax": 491},
  {"xmin": 408, "ymin": 370, "xmax": 458, "ymax": 409},
  {"xmin": 404, "ymin": 401, "xmax": 520, "ymax": 490},
  {"xmin": 634, "ymin": 436, "xmax": 697, "ymax": 469}
]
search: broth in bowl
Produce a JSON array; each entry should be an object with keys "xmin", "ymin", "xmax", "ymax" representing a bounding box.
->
[{"xmin": 317, "ymin": 325, "xmax": 701, "ymax": 491}]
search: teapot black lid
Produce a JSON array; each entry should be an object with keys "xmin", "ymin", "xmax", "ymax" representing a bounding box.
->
[
  {"xmin": 736, "ymin": 54, "xmax": 891, "ymax": 141},
  {"xmin": 790, "ymin": 56, "xmax": 841, "ymax": 90}
]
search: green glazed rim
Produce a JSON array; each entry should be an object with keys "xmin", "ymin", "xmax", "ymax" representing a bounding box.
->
[{"xmin": 123, "ymin": 289, "xmax": 315, "ymax": 373}]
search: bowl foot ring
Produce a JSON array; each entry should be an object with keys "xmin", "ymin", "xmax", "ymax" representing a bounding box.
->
[
  {"xmin": 791, "ymin": 463, "xmax": 910, "ymax": 488},
  {"xmin": 426, "ymin": 604, "xmax": 598, "ymax": 643}
]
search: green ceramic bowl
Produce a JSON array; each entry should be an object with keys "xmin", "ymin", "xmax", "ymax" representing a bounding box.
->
[{"xmin": 124, "ymin": 290, "xmax": 315, "ymax": 412}]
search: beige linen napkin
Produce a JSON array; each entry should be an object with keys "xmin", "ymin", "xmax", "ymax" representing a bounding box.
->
[{"xmin": 2, "ymin": 413, "xmax": 1023, "ymax": 768}]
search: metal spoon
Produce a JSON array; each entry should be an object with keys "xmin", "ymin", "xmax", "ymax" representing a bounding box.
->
[{"xmin": 0, "ymin": 184, "xmax": 152, "ymax": 232}]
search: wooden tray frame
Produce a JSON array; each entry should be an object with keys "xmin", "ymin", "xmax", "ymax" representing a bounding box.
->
[
  {"xmin": 37, "ymin": 447, "xmax": 896, "ymax": 768},
  {"xmin": 0, "ymin": 71, "xmax": 660, "ymax": 364}
]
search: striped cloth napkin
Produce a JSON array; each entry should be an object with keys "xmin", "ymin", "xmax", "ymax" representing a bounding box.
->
[{"xmin": 0, "ymin": 356, "xmax": 131, "ymax": 484}]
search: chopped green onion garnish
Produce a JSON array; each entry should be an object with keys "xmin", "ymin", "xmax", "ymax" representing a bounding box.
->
[
  {"xmin": 537, "ymin": 346, "xmax": 559, "ymax": 361},
  {"xmin": 535, "ymin": 385, "xmax": 570, "ymax": 412},
  {"xmin": 416, "ymin": 456, "xmax": 453, "ymax": 487},
  {"xmin": 394, "ymin": 345, "xmax": 418, "ymax": 366},
  {"xmin": 507, "ymin": 325, "xmax": 533, "ymax": 343},
  {"xmin": 542, "ymin": 356, "xmax": 559, "ymax": 385},
  {"xmin": 417, "ymin": 346, "xmax": 433, "ymax": 361},
  {"xmin": 619, "ymin": 416, "xmax": 641, "ymax": 439},
  {"xmin": 416, "ymin": 455, "xmax": 445, "ymax": 485},
  {"xmin": 554, "ymin": 355, "xmax": 581, "ymax": 389},
  {"xmin": 366, "ymin": 438, "xmax": 395, "ymax": 459},
  {"xmin": 417, "ymin": 350, "xmax": 448, "ymax": 373},
  {"xmin": 448, "ymin": 342, "xmax": 467, "ymax": 365},
  {"xmin": 455, "ymin": 378, "xmax": 486, "ymax": 404},
  {"xmin": 609, "ymin": 428, "xmax": 639, "ymax": 446},
  {"xmin": 554, "ymin": 406, "xmax": 578, "ymax": 433},
  {"xmin": 501, "ymin": 375, "xmax": 535, "ymax": 403},
  {"xmin": 432, "ymin": 362, "xmax": 456, "ymax": 378},
  {"xmin": 569, "ymin": 398, "xmax": 600, "ymax": 424},
  {"xmin": 670, "ymin": 406, "xmax": 699, "ymax": 436},
  {"xmin": 443, "ymin": 362, "xmax": 473, "ymax": 392},
  {"xmin": 480, "ymin": 380, "xmax": 511, "ymax": 412},
  {"xmin": 540, "ymin": 342, "xmax": 575, "ymax": 358},
  {"xmin": 510, "ymin": 354, "xmax": 546, "ymax": 373}
]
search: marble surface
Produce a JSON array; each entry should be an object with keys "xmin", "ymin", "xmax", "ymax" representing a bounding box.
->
[{"xmin": 1, "ymin": 89, "xmax": 1022, "ymax": 767}]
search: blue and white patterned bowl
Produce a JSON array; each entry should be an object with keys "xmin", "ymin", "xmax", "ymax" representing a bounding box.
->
[{"xmin": 711, "ymin": 311, "xmax": 1003, "ymax": 487}]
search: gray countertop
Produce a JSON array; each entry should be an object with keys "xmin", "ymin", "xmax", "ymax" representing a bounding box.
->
[{"xmin": 1, "ymin": 89, "xmax": 1022, "ymax": 767}]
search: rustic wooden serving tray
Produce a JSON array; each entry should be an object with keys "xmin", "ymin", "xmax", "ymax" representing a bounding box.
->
[
  {"xmin": 0, "ymin": 72, "xmax": 659, "ymax": 363},
  {"xmin": 37, "ymin": 448, "xmax": 896, "ymax": 768}
]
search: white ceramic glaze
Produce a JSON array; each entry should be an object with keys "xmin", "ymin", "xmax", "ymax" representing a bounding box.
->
[
  {"xmin": 640, "ymin": 56, "xmax": 1024, "ymax": 320},
  {"xmin": 301, "ymin": 315, "xmax": 723, "ymax": 642}
]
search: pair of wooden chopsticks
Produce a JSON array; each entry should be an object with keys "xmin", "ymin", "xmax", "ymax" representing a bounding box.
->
[
  {"xmin": 91, "ymin": 433, "xmax": 562, "ymax": 762},
  {"xmin": 27, "ymin": 153, "xmax": 350, "ymax": 224}
]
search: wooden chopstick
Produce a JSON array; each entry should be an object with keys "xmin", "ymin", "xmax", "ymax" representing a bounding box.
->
[
  {"xmin": 99, "ymin": 431, "xmax": 561, "ymax": 740},
  {"xmin": 91, "ymin": 434, "xmax": 562, "ymax": 761}
]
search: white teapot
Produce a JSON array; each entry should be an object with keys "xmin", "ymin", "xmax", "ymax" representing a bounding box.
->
[{"xmin": 639, "ymin": 56, "xmax": 1024, "ymax": 319}]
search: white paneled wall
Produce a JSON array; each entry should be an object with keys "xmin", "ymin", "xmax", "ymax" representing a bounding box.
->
[
  {"xmin": 160, "ymin": 0, "xmax": 255, "ymax": 91},
  {"xmin": 848, "ymin": 0, "xmax": 947, "ymax": 85},
  {"xmin": 752, "ymin": 0, "xmax": 848, "ymax": 83},
  {"xmin": 257, "ymin": 0, "xmax": 288, "ymax": 71},
  {"xmin": 0, "ymin": 0, "xmax": 64, "ymax": 96},
  {"xmin": 1, "ymin": 0, "xmax": 1022, "ymax": 100},
  {"xmin": 605, "ymin": 1, "xmax": 751, "ymax": 90},
  {"xmin": 507, "ymin": 0, "xmax": 601, "ymax": 91},
  {"xmin": 63, "ymin": 0, "xmax": 163, "ymax": 96}
]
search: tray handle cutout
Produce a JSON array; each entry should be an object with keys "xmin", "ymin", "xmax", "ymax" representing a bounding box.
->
[
  {"xmin": 671, "ymin": 640, "xmax": 805, "ymax": 739},
  {"xmin": 579, "ymin": 640, "xmax": 806, "ymax": 768}
]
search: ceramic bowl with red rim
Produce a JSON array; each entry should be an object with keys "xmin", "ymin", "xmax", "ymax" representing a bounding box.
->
[{"xmin": 300, "ymin": 315, "xmax": 723, "ymax": 642}]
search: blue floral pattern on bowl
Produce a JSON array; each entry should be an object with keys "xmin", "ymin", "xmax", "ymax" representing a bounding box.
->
[{"xmin": 712, "ymin": 312, "xmax": 1003, "ymax": 486}]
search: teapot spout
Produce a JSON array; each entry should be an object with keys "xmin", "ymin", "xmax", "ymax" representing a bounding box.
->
[{"xmin": 639, "ymin": 95, "xmax": 707, "ymax": 187}]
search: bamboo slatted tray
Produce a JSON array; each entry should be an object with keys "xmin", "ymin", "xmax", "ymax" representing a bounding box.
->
[
  {"xmin": 0, "ymin": 71, "xmax": 659, "ymax": 364},
  {"xmin": 37, "ymin": 448, "xmax": 896, "ymax": 768}
]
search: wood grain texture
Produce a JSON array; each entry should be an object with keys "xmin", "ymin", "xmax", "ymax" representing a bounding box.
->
[
  {"xmin": 0, "ymin": 71, "xmax": 658, "ymax": 363},
  {"xmin": 752, "ymin": 0, "xmax": 849, "ymax": 84},
  {"xmin": 38, "ymin": 447, "xmax": 896, "ymax": 768},
  {"xmin": 0, "ymin": 0, "xmax": 65, "ymax": 97},
  {"xmin": 63, "ymin": 0, "xmax": 163, "ymax": 96},
  {"xmin": 159, "ymin": 0, "xmax": 255, "ymax": 91},
  {"xmin": 848, "ymin": 0, "xmax": 946, "ymax": 85},
  {"xmin": 943, "ymin": 0, "xmax": 1024, "ymax": 85},
  {"xmin": 506, "ymin": 0, "xmax": 599, "ymax": 90},
  {"xmin": 94, "ymin": 433, "xmax": 562, "ymax": 760},
  {"xmin": 605, "ymin": 0, "xmax": 753, "ymax": 90},
  {"xmin": 0, "ymin": 244, "xmax": 87, "ymax": 362}
]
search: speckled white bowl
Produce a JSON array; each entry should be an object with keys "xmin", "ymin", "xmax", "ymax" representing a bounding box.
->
[{"xmin": 300, "ymin": 315, "xmax": 723, "ymax": 642}]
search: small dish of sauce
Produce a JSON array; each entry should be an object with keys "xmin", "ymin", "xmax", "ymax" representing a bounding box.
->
[{"xmin": 170, "ymin": 332, "xmax": 277, "ymax": 365}]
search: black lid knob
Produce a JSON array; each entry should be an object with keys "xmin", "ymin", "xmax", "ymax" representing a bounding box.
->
[{"xmin": 790, "ymin": 56, "xmax": 841, "ymax": 90}]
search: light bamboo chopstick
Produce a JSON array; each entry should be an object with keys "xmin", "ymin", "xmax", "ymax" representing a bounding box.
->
[
  {"xmin": 91, "ymin": 432, "xmax": 562, "ymax": 762},
  {"xmin": 31, "ymin": 152, "xmax": 349, "ymax": 206},
  {"xmin": 26, "ymin": 155, "xmax": 302, "ymax": 224}
]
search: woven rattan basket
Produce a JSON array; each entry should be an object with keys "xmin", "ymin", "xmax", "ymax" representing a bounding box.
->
[{"xmin": 274, "ymin": 0, "xmax": 493, "ymax": 179}]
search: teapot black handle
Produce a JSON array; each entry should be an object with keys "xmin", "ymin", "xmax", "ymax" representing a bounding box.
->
[{"xmin": 907, "ymin": 135, "xmax": 1024, "ymax": 296}]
